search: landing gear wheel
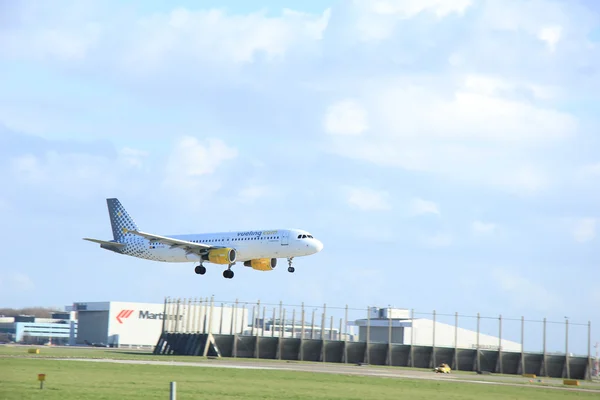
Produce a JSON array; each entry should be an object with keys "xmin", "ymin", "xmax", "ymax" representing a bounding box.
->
[
  {"xmin": 223, "ymin": 269, "xmax": 234, "ymax": 279},
  {"xmin": 195, "ymin": 265, "xmax": 206, "ymax": 275},
  {"xmin": 288, "ymin": 266, "xmax": 295, "ymax": 273},
  {"xmin": 287, "ymin": 257, "xmax": 294, "ymax": 272}
]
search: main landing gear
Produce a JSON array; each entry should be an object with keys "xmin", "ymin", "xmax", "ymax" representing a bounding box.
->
[
  {"xmin": 287, "ymin": 257, "xmax": 295, "ymax": 273},
  {"xmin": 223, "ymin": 264, "xmax": 234, "ymax": 279},
  {"xmin": 194, "ymin": 264, "xmax": 206, "ymax": 275}
]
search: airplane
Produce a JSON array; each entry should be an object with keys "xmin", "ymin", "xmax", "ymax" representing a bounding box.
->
[{"xmin": 83, "ymin": 198, "xmax": 324, "ymax": 279}]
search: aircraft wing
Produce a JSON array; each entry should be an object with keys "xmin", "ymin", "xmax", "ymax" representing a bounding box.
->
[{"xmin": 126, "ymin": 229, "xmax": 214, "ymax": 251}]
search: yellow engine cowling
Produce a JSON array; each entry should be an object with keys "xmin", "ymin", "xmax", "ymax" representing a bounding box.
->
[
  {"xmin": 206, "ymin": 248, "xmax": 237, "ymax": 265},
  {"xmin": 244, "ymin": 258, "xmax": 277, "ymax": 271}
]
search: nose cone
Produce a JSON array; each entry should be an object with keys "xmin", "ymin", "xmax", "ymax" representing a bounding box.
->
[{"xmin": 312, "ymin": 239, "xmax": 324, "ymax": 253}]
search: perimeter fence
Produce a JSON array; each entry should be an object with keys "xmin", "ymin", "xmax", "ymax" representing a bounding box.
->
[{"xmin": 155, "ymin": 296, "xmax": 595, "ymax": 380}]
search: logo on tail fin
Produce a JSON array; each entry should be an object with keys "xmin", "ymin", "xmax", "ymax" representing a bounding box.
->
[{"xmin": 106, "ymin": 198, "xmax": 139, "ymax": 242}]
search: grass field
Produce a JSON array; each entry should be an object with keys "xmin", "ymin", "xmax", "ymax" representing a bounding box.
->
[
  {"xmin": 2, "ymin": 357, "xmax": 597, "ymax": 400},
  {"xmin": 1, "ymin": 345, "xmax": 599, "ymax": 399}
]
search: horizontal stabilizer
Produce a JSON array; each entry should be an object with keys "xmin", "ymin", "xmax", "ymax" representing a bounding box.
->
[{"xmin": 83, "ymin": 238, "xmax": 126, "ymax": 248}]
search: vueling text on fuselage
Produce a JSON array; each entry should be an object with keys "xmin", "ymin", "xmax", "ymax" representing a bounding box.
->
[{"xmin": 237, "ymin": 230, "xmax": 278, "ymax": 237}]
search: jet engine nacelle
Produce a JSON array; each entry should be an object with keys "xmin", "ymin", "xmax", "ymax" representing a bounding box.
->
[
  {"xmin": 203, "ymin": 248, "xmax": 237, "ymax": 265},
  {"xmin": 244, "ymin": 258, "xmax": 277, "ymax": 271}
]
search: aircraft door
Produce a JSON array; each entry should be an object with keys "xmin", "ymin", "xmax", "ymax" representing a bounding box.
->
[{"xmin": 281, "ymin": 231, "xmax": 289, "ymax": 246}]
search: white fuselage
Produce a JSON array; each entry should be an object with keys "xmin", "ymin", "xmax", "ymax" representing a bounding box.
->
[{"xmin": 120, "ymin": 228, "xmax": 323, "ymax": 263}]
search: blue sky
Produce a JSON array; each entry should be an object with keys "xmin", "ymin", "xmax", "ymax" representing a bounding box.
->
[{"xmin": 1, "ymin": 0, "xmax": 599, "ymax": 355}]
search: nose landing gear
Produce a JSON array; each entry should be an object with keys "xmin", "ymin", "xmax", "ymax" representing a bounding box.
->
[{"xmin": 287, "ymin": 257, "xmax": 295, "ymax": 273}]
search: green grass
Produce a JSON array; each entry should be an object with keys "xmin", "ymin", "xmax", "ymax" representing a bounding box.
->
[
  {"xmin": 1, "ymin": 357, "xmax": 596, "ymax": 400},
  {"xmin": 0, "ymin": 344, "xmax": 198, "ymax": 362}
]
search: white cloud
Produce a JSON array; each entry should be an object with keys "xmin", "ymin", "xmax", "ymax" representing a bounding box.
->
[
  {"xmin": 571, "ymin": 218, "xmax": 596, "ymax": 243},
  {"xmin": 471, "ymin": 220, "xmax": 497, "ymax": 236},
  {"xmin": 1, "ymin": 4, "xmax": 332, "ymax": 68},
  {"xmin": 367, "ymin": 0, "xmax": 472, "ymax": 18},
  {"xmin": 326, "ymin": 74, "xmax": 575, "ymax": 194},
  {"xmin": 119, "ymin": 147, "xmax": 148, "ymax": 169},
  {"xmin": 346, "ymin": 187, "xmax": 391, "ymax": 211},
  {"xmin": 11, "ymin": 154, "xmax": 41, "ymax": 181},
  {"xmin": 9, "ymin": 151, "xmax": 122, "ymax": 199},
  {"xmin": 420, "ymin": 232, "xmax": 453, "ymax": 248},
  {"xmin": 409, "ymin": 197, "xmax": 440, "ymax": 216},
  {"xmin": 324, "ymin": 99, "xmax": 368, "ymax": 135},
  {"xmin": 238, "ymin": 185, "xmax": 272, "ymax": 203},
  {"xmin": 353, "ymin": 0, "xmax": 472, "ymax": 41},
  {"xmin": 538, "ymin": 25, "xmax": 563, "ymax": 52},
  {"xmin": 165, "ymin": 137, "xmax": 237, "ymax": 182},
  {"xmin": 491, "ymin": 268, "xmax": 558, "ymax": 313}
]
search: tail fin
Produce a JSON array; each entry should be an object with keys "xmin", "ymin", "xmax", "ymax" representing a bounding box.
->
[{"xmin": 106, "ymin": 198, "xmax": 139, "ymax": 242}]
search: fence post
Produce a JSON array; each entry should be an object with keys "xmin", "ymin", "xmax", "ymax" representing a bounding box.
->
[
  {"xmin": 219, "ymin": 303, "xmax": 224, "ymax": 334},
  {"xmin": 279, "ymin": 301, "xmax": 283, "ymax": 336},
  {"xmin": 344, "ymin": 305, "xmax": 348, "ymax": 363},
  {"xmin": 520, "ymin": 316, "xmax": 524, "ymax": 375},
  {"xmin": 193, "ymin": 298, "xmax": 200, "ymax": 333},
  {"xmin": 321, "ymin": 304, "xmax": 327, "ymax": 340},
  {"xmin": 279, "ymin": 308, "xmax": 285, "ymax": 360},
  {"xmin": 476, "ymin": 313, "xmax": 480, "ymax": 372},
  {"xmin": 271, "ymin": 307, "xmax": 276, "ymax": 337},
  {"xmin": 301, "ymin": 302, "xmax": 305, "ymax": 340},
  {"xmin": 184, "ymin": 298, "xmax": 192, "ymax": 333},
  {"xmin": 170, "ymin": 381, "xmax": 176, "ymax": 400},
  {"xmin": 432, "ymin": 310, "xmax": 436, "ymax": 368},
  {"xmin": 174, "ymin": 298, "xmax": 182, "ymax": 333},
  {"xmin": 162, "ymin": 297, "xmax": 168, "ymax": 333},
  {"xmin": 311, "ymin": 309, "xmax": 315, "ymax": 339},
  {"xmin": 291, "ymin": 309, "xmax": 296, "ymax": 339},
  {"xmin": 207, "ymin": 296, "xmax": 214, "ymax": 334},
  {"xmin": 588, "ymin": 321, "xmax": 592, "ymax": 380},
  {"xmin": 230, "ymin": 299, "xmax": 237, "ymax": 335},
  {"xmin": 329, "ymin": 315, "xmax": 334, "ymax": 340},
  {"xmin": 388, "ymin": 306, "xmax": 393, "ymax": 366},
  {"xmin": 566, "ymin": 318, "xmax": 570, "ymax": 379},
  {"xmin": 542, "ymin": 317, "xmax": 547, "ymax": 376},
  {"xmin": 366, "ymin": 306, "xmax": 370, "ymax": 364},
  {"xmin": 233, "ymin": 300, "xmax": 239, "ymax": 358},
  {"xmin": 250, "ymin": 305, "xmax": 256, "ymax": 337},
  {"xmin": 454, "ymin": 312, "xmax": 458, "ymax": 370},
  {"xmin": 300, "ymin": 302, "xmax": 305, "ymax": 361},
  {"xmin": 410, "ymin": 308, "xmax": 415, "ymax": 368}
]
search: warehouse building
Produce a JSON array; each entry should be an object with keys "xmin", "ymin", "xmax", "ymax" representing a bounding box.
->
[
  {"xmin": 352, "ymin": 307, "xmax": 522, "ymax": 352},
  {"xmin": 68, "ymin": 300, "xmax": 249, "ymax": 347}
]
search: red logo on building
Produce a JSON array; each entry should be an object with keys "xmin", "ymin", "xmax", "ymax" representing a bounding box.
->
[{"xmin": 116, "ymin": 309, "xmax": 134, "ymax": 324}]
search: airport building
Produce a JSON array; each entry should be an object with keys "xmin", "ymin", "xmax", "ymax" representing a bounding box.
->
[
  {"xmin": 0, "ymin": 313, "xmax": 77, "ymax": 345},
  {"xmin": 351, "ymin": 308, "xmax": 522, "ymax": 352}
]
